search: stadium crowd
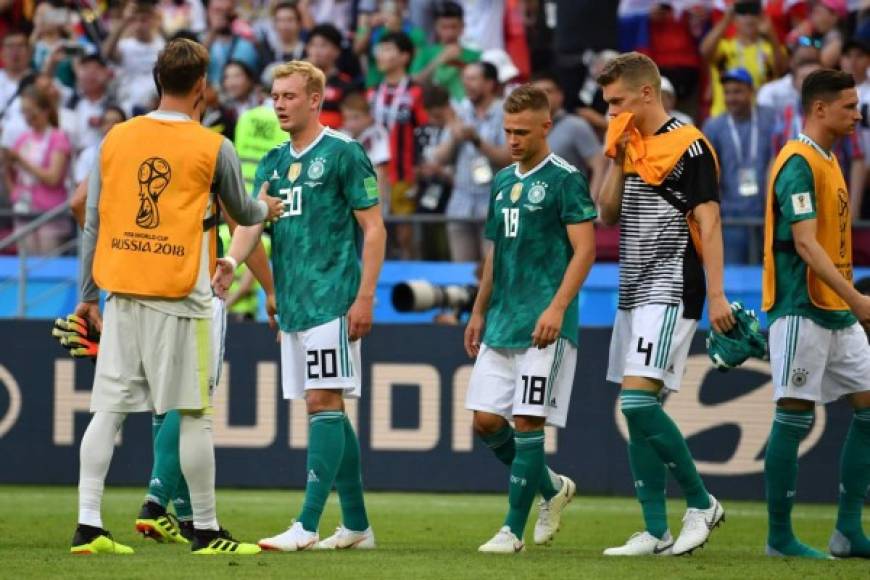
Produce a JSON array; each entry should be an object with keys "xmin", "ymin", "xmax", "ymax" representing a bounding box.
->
[{"xmin": 0, "ymin": 0, "xmax": 869, "ymax": 264}]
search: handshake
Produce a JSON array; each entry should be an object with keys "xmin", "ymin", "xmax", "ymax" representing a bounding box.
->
[{"xmin": 51, "ymin": 314, "xmax": 100, "ymax": 359}]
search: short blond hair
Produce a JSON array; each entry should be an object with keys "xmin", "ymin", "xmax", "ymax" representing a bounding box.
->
[
  {"xmin": 596, "ymin": 52, "xmax": 661, "ymax": 93},
  {"xmin": 503, "ymin": 84, "xmax": 550, "ymax": 115},
  {"xmin": 272, "ymin": 60, "xmax": 326, "ymax": 95}
]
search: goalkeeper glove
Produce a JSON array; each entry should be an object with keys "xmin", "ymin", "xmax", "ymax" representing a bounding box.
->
[{"xmin": 52, "ymin": 314, "xmax": 100, "ymax": 359}]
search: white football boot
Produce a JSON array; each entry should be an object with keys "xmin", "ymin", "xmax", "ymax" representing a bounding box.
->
[
  {"xmin": 672, "ymin": 495, "xmax": 725, "ymax": 556},
  {"xmin": 603, "ymin": 530, "xmax": 674, "ymax": 556},
  {"xmin": 317, "ymin": 525, "xmax": 376, "ymax": 550},
  {"xmin": 533, "ymin": 475, "xmax": 576, "ymax": 545},
  {"xmin": 258, "ymin": 521, "xmax": 319, "ymax": 552},
  {"xmin": 478, "ymin": 526, "xmax": 525, "ymax": 554}
]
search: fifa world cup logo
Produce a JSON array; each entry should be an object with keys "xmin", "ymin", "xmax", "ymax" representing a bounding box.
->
[{"xmin": 136, "ymin": 157, "xmax": 172, "ymax": 229}]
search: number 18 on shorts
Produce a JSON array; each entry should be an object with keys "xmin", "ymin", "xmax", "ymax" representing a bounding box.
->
[{"xmin": 465, "ymin": 339, "xmax": 577, "ymax": 428}]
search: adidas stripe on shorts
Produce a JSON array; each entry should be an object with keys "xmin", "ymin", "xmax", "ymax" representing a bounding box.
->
[
  {"xmin": 769, "ymin": 316, "xmax": 870, "ymax": 404},
  {"xmin": 280, "ymin": 315, "xmax": 361, "ymax": 400},
  {"xmin": 607, "ymin": 302, "xmax": 697, "ymax": 392}
]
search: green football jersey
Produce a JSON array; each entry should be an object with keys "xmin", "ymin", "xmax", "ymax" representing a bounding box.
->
[
  {"xmin": 253, "ymin": 127, "xmax": 379, "ymax": 332},
  {"xmin": 483, "ymin": 153, "xmax": 598, "ymax": 348},
  {"xmin": 767, "ymin": 141, "xmax": 856, "ymax": 330}
]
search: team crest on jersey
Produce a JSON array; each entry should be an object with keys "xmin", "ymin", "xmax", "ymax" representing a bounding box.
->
[
  {"xmin": 287, "ymin": 162, "xmax": 302, "ymax": 183},
  {"xmin": 527, "ymin": 182, "xmax": 548, "ymax": 204},
  {"xmin": 510, "ymin": 183, "xmax": 523, "ymax": 203},
  {"xmin": 308, "ymin": 158, "xmax": 326, "ymax": 180},
  {"xmin": 791, "ymin": 367, "xmax": 808, "ymax": 387}
]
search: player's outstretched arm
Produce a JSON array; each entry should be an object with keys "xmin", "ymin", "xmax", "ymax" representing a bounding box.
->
[
  {"xmin": 693, "ymin": 200, "xmax": 735, "ymax": 333},
  {"xmin": 71, "ymin": 178, "xmax": 88, "ymax": 228},
  {"xmin": 348, "ymin": 205, "xmax": 387, "ymax": 341},
  {"xmin": 531, "ymin": 221, "xmax": 595, "ymax": 349},
  {"xmin": 792, "ymin": 219, "xmax": 870, "ymax": 327},
  {"xmin": 465, "ymin": 247, "xmax": 494, "ymax": 358},
  {"xmin": 597, "ymin": 139, "xmax": 627, "ymax": 225},
  {"xmin": 213, "ymin": 222, "xmax": 265, "ymax": 299},
  {"xmin": 223, "ymin": 204, "xmax": 276, "ymax": 310}
]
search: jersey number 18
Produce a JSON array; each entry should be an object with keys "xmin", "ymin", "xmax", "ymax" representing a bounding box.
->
[{"xmin": 502, "ymin": 208, "xmax": 519, "ymax": 238}]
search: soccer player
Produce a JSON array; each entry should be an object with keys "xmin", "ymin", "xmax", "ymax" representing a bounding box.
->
[
  {"xmin": 217, "ymin": 61, "xmax": 386, "ymax": 551},
  {"xmin": 70, "ymin": 38, "xmax": 282, "ymax": 555},
  {"xmin": 596, "ymin": 52, "xmax": 734, "ymax": 556},
  {"xmin": 762, "ymin": 68, "xmax": 870, "ymax": 559},
  {"xmin": 463, "ymin": 85, "xmax": 597, "ymax": 553}
]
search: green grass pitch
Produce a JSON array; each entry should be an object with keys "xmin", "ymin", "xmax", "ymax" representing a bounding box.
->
[{"xmin": 1, "ymin": 486, "xmax": 866, "ymax": 579}]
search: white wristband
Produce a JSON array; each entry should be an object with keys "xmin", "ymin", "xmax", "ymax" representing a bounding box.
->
[{"xmin": 224, "ymin": 255, "xmax": 238, "ymax": 271}]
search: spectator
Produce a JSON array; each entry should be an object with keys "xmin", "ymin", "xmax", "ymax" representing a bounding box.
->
[
  {"xmin": 69, "ymin": 54, "xmax": 112, "ymax": 156},
  {"xmin": 701, "ymin": 0, "xmax": 786, "ymax": 117},
  {"xmin": 645, "ymin": 2, "xmax": 707, "ymax": 119},
  {"xmin": 840, "ymin": 37, "xmax": 870, "ymax": 219},
  {"xmin": 221, "ymin": 60, "xmax": 262, "ymax": 139},
  {"xmin": 158, "ymin": 0, "xmax": 207, "ymax": 37},
  {"xmin": 29, "ymin": 1, "xmax": 79, "ymax": 89},
  {"xmin": 756, "ymin": 35, "xmax": 822, "ymax": 109},
  {"xmin": 233, "ymin": 101, "xmax": 286, "ymax": 194},
  {"xmin": 577, "ymin": 49, "xmax": 619, "ymax": 135},
  {"xmin": 411, "ymin": 1, "xmax": 481, "ymax": 101},
  {"xmin": 73, "ymin": 105, "xmax": 126, "ymax": 186},
  {"xmin": 531, "ymin": 70, "xmax": 605, "ymax": 198},
  {"xmin": 0, "ymin": 31, "xmax": 34, "ymax": 154},
  {"xmin": 434, "ymin": 61, "xmax": 510, "ymax": 262},
  {"xmin": 259, "ymin": 1, "xmax": 306, "ymax": 85},
  {"xmin": 4, "ymin": 85, "xmax": 72, "ymax": 255},
  {"xmin": 415, "ymin": 84, "xmax": 453, "ymax": 258},
  {"xmin": 203, "ymin": 0, "xmax": 260, "ymax": 87},
  {"xmin": 355, "ymin": 0, "xmax": 428, "ymax": 88},
  {"xmin": 307, "ymin": 24, "xmax": 361, "ymax": 130},
  {"xmin": 461, "ymin": 0, "xmax": 505, "ymax": 51},
  {"xmin": 102, "ymin": 1, "xmax": 165, "ymax": 116},
  {"xmin": 660, "ymin": 75, "xmax": 694, "ymax": 125},
  {"xmin": 702, "ymin": 67, "xmax": 776, "ymax": 264},
  {"xmin": 341, "ymin": 91, "xmax": 391, "ymax": 207},
  {"xmin": 303, "ymin": 0, "xmax": 354, "ymax": 34},
  {"xmin": 787, "ymin": 0, "xmax": 847, "ymax": 68},
  {"xmin": 369, "ymin": 31, "xmax": 428, "ymax": 259}
]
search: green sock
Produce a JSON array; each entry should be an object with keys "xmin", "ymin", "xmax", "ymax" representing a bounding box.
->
[
  {"xmin": 334, "ymin": 416, "xmax": 370, "ymax": 532},
  {"xmin": 146, "ymin": 411, "xmax": 183, "ymax": 508},
  {"xmin": 171, "ymin": 476, "xmax": 192, "ymax": 521},
  {"xmin": 621, "ymin": 392, "xmax": 668, "ymax": 539},
  {"xmin": 298, "ymin": 411, "xmax": 346, "ymax": 533},
  {"xmin": 480, "ymin": 424, "xmax": 561, "ymax": 501},
  {"xmin": 765, "ymin": 408, "xmax": 813, "ymax": 552},
  {"xmin": 620, "ymin": 390, "xmax": 710, "ymax": 510},
  {"xmin": 835, "ymin": 409, "xmax": 870, "ymax": 556},
  {"xmin": 504, "ymin": 430, "xmax": 546, "ymax": 539}
]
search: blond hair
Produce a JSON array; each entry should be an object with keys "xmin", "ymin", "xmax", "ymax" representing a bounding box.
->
[
  {"xmin": 503, "ymin": 84, "xmax": 550, "ymax": 114},
  {"xmin": 596, "ymin": 52, "xmax": 661, "ymax": 93},
  {"xmin": 271, "ymin": 60, "xmax": 326, "ymax": 96}
]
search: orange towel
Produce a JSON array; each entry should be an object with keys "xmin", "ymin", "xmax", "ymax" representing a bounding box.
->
[{"xmin": 604, "ymin": 112, "xmax": 719, "ymax": 185}]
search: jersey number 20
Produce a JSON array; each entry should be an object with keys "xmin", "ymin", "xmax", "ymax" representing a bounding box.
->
[{"xmin": 281, "ymin": 186, "xmax": 302, "ymax": 217}]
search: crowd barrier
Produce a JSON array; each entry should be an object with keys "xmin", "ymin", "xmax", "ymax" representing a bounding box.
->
[{"xmin": 0, "ymin": 321, "xmax": 856, "ymax": 502}]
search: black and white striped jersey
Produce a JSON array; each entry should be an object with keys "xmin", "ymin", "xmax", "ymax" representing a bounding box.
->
[{"xmin": 618, "ymin": 118, "xmax": 719, "ymax": 320}]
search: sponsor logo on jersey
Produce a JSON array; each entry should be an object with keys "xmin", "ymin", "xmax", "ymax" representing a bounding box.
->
[
  {"xmin": 287, "ymin": 162, "xmax": 302, "ymax": 183},
  {"xmin": 509, "ymin": 183, "xmax": 523, "ymax": 203},
  {"xmin": 308, "ymin": 158, "xmax": 326, "ymax": 180},
  {"xmin": 270, "ymin": 169, "xmax": 280, "ymax": 180},
  {"xmin": 495, "ymin": 191, "xmax": 503, "ymax": 201},
  {"xmin": 524, "ymin": 204, "xmax": 543, "ymax": 212},
  {"xmin": 307, "ymin": 469, "xmax": 319, "ymax": 483}
]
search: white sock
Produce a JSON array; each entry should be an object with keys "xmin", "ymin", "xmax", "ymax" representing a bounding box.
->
[
  {"xmin": 180, "ymin": 413, "xmax": 219, "ymax": 531},
  {"xmin": 547, "ymin": 467, "xmax": 562, "ymax": 492},
  {"xmin": 78, "ymin": 411, "xmax": 125, "ymax": 528}
]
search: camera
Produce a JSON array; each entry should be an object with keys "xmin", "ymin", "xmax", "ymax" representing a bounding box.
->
[{"xmin": 391, "ymin": 281, "xmax": 478, "ymax": 313}]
